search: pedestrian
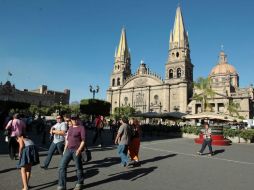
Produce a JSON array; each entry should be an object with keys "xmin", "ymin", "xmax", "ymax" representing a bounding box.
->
[
  {"xmin": 16, "ymin": 133, "xmax": 40, "ymax": 190},
  {"xmin": 41, "ymin": 115, "xmax": 67, "ymax": 169},
  {"xmin": 197, "ymin": 122, "xmax": 213, "ymax": 156},
  {"xmin": 57, "ymin": 114, "xmax": 85, "ymax": 190},
  {"xmin": 41, "ymin": 116, "xmax": 47, "ymax": 144},
  {"xmin": 92, "ymin": 115, "xmax": 104, "ymax": 147},
  {"xmin": 128, "ymin": 118, "xmax": 141, "ymax": 166},
  {"xmin": 63, "ymin": 114, "xmax": 71, "ymax": 131},
  {"xmin": 114, "ymin": 116, "xmax": 133, "ymax": 168},
  {"xmin": 36, "ymin": 115, "xmax": 44, "ymax": 134},
  {"xmin": 5, "ymin": 113, "xmax": 26, "ymax": 160}
]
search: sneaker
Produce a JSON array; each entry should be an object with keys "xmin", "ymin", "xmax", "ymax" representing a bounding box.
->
[
  {"xmin": 208, "ymin": 152, "xmax": 213, "ymax": 156},
  {"xmin": 197, "ymin": 151, "xmax": 202, "ymax": 155},
  {"xmin": 134, "ymin": 161, "xmax": 141, "ymax": 167},
  {"xmin": 73, "ymin": 183, "xmax": 83, "ymax": 190},
  {"xmin": 124, "ymin": 162, "xmax": 130, "ymax": 168}
]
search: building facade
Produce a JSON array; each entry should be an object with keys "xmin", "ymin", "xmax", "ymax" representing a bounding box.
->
[
  {"xmin": 107, "ymin": 6, "xmax": 193, "ymax": 114},
  {"xmin": 0, "ymin": 81, "xmax": 70, "ymax": 107},
  {"xmin": 107, "ymin": 6, "xmax": 254, "ymax": 119},
  {"xmin": 188, "ymin": 51, "xmax": 254, "ymax": 119}
]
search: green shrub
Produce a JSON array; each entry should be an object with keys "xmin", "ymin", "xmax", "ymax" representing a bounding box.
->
[
  {"xmin": 223, "ymin": 128, "xmax": 240, "ymax": 138},
  {"xmin": 223, "ymin": 128, "xmax": 254, "ymax": 141},
  {"xmin": 239, "ymin": 129, "xmax": 254, "ymax": 141},
  {"xmin": 181, "ymin": 126, "xmax": 200, "ymax": 135}
]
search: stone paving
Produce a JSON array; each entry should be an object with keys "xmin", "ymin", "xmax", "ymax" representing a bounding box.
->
[{"xmin": 0, "ymin": 129, "xmax": 254, "ymax": 190}]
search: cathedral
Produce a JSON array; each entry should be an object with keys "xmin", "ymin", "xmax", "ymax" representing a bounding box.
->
[{"xmin": 106, "ymin": 6, "xmax": 254, "ymax": 119}]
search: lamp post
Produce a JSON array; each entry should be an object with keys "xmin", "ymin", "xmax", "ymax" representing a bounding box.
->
[{"xmin": 89, "ymin": 85, "xmax": 99, "ymax": 99}]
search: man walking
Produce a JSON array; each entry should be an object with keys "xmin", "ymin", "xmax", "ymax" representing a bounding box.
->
[
  {"xmin": 92, "ymin": 115, "xmax": 104, "ymax": 147},
  {"xmin": 57, "ymin": 114, "xmax": 85, "ymax": 190},
  {"xmin": 114, "ymin": 116, "xmax": 133, "ymax": 167},
  {"xmin": 41, "ymin": 115, "xmax": 67, "ymax": 169}
]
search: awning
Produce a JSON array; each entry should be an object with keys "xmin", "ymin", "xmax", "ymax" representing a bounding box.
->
[
  {"xmin": 132, "ymin": 111, "xmax": 186, "ymax": 120},
  {"xmin": 183, "ymin": 112, "xmax": 242, "ymax": 122}
]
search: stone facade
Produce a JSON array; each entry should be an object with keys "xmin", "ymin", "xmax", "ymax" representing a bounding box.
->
[
  {"xmin": 107, "ymin": 6, "xmax": 193, "ymax": 114},
  {"xmin": 0, "ymin": 81, "xmax": 70, "ymax": 107},
  {"xmin": 107, "ymin": 6, "xmax": 254, "ymax": 119},
  {"xmin": 188, "ymin": 51, "xmax": 254, "ymax": 119}
]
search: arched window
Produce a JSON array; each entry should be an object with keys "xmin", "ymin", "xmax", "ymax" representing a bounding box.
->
[
  {"xmin": 124, "ymin": 97, "xmax": 128, "ymax": 105},
  {"xmin": 154, "ymin": 95, "xmax": 159, "ymax": 104},
  {"xmin": 117, "ymin": 78, "xmax": 120, "ymax": 85},
  {"xmin": 169, "ymin": 69, "xmax": 173, "ymax": 79},
  {"xmin": 112, "ymin": 79, "xmax": 115, "ymax": 86},
  {"xmin": 177, "ymin": 68, "xmax": 181, "ymax": 78}
]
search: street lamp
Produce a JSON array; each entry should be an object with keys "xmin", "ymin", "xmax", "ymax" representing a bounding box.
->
[{"xmin": 89, "ymin": 85, "xmax": 99, "ymax": 99}]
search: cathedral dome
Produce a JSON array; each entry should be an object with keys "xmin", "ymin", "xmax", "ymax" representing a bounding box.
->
[
  {"xmin": 210, "ymin": 51, "xmax": 237, "ymax": 75},
  {"xmin": 210, "ymin": 62, "xmax": 237, "ymax": 75}
]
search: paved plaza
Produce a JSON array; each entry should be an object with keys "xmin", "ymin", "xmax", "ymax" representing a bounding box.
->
[{"xmin": 0, "ymin": 129, "xmax": 254, "ymax": 190}]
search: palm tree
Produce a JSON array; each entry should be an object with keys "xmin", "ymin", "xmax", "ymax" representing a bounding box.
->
[
  {"xmin": 226, "ymin": 99, "xmax": 240, "ymax": 117},
  {"xmin": 193, "ymin": 77, "xmax": 216, "ymax": 112}
]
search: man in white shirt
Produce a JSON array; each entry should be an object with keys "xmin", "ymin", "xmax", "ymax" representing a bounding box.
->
[{"xmin": 41, "ymin": 115, "xmax": 67, "ymax": 169}]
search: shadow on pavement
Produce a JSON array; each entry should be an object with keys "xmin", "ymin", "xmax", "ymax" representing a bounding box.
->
[
  {"xmin": 67, "ymin": 157, "xmax": 120, "ymax": 174},
  {"xmin": 140, "ymin": 154, "xmax": 177, "ymax": 165},
  {"xmin": 31, "ymin": 180, "xmax": 58, "ymax": 190},
  {"xmin": 213, "ymin": 149, "xmax": 225, "ymax": 155},
  {"xmin": 0, "ymin": 167, "xmax": 17, "ymax": 174},
  {"xmin": 84, "ymin": 166, "xmax": 158, "ymax": 188}
]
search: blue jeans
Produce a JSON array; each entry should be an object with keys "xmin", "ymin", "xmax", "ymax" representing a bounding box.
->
[
  {"xmin": 58, "ymin": 149, "xmax": 84, "ymax": 188},
  {"xmin": 43, "ymin": 141, "xmax": 64, "ymax": 168},
  {"xmin": 200, "ymin": 138, "xmax": 213, "ymax": 153},
  {"xmin": 117, "ymin": 144, "xmax": 129, "ymax": 166}
]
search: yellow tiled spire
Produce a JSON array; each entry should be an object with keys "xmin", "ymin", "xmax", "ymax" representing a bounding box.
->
[
  {"xmin": 115, "ymin": 27, "xmax": 130, "ymax": 61},
  {"xmin": 170, "ymin": 6, "xmax": 189, "ymax": 49}
]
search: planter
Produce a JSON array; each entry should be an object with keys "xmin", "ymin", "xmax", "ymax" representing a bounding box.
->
[
  {"xmin": 227, "ymin": 136, "xmax": 251, "ymax": 143},
  {"xmin": 194, "ymin": 126, "xmax": 231, "ymax": 146},
  {"xmin": 182, "ymin": 133, "xmax": 199, "ymax": 139}
]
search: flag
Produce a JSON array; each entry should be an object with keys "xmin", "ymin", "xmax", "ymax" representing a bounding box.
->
[{"xmin": 8, "ymin": 71, "xmax": 12, "ymax": 76}]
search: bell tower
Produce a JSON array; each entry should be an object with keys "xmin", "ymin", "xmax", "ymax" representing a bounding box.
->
[
  {"xmin": 165, "ymin": 6, "xmax": 194, "ymax": 112},
  {"xmin": 110, "ymin": 27, "xmax": 131, "ymax": 88}
]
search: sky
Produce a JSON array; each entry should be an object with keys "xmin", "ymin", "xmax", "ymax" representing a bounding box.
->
[{"xmin": 0, "ymin": 0, "xmax": 254, "ymax": 103}]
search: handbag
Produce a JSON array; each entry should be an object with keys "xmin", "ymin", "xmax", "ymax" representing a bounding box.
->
[
  {"xmin": 81, "ymin": 148, "xmax": 92, "ymax": 162},
  {"xmin": 4, "ymin": 120, "xmax": 13, "ymax": 137},
  {"xmin": 4, "ymin": 129, "xmax": 11, "ymax": 137}
]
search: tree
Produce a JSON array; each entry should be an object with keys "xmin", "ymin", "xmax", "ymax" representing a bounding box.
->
[
  {"xmin": 113, "ymin": 106, "xmax": 136, "ymax": 120},
  {"xmin": 80, "ymin": 99, "xmax": 111, "ymax": 116},
  {"xmin": 193, "ymin": 77, "xmax": 216, "ymax": 112},
  {"xmin": 69, "ymin": 102, "xmax": 80, "ymax": 114},
  {"xmin": 226, "ymin": 99, "xmax": 240, "ymax": 117}
]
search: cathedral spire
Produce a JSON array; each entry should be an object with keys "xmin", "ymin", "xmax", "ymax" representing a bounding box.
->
[
  {"xmin": 170, "ymin": 5, "xmax": 189, "ymax": 49},
  {"xmin": 115, "ymin": 27, "xmax": 130, "ymax": 62}
]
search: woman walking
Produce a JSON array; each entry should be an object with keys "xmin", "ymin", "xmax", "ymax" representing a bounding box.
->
[
  {"xmin": 128, "ymin": 118, "xmax": 141, "ymax": 166},
  {"xmin": 197, "ymin": 122, "xmax": 213, "ymax": 156},
  {"xmin": 16, "ymin": 133, "xmax": 40, "ymax": 190}
]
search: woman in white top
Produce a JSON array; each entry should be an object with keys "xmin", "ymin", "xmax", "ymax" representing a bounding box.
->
[
  {"xmin": 16, "ymin": 134, "xmax": 39, "ymax": 190},
  {"xmin": 197, "ymin": 122, "xmax": 213, "ymax": 156}
]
